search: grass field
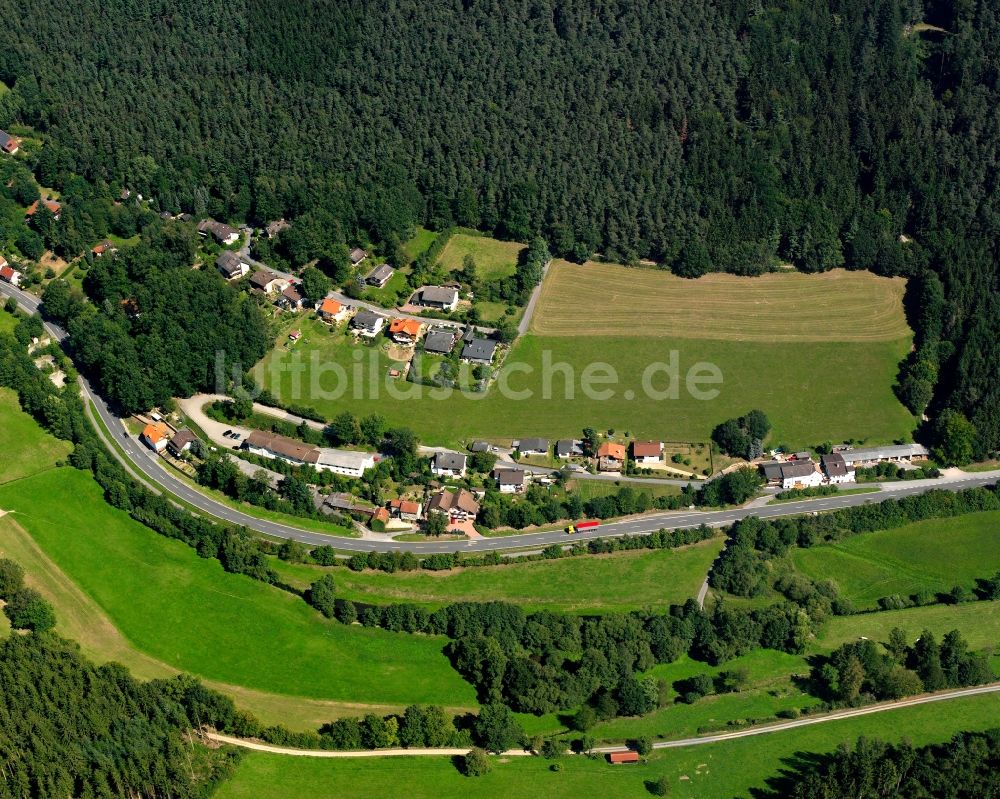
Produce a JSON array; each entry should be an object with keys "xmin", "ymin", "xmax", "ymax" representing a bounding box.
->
[
  {"xmin": 792, "ymin": 511, "xmax": 1000, "ymax": 608},
  {"xmin": 0, "ymin": 468, "xmax": 477, "ymax": 709},
  {"xmin": 214, "ymin": 692, "xmax": 1000, "ymax": 799},
  {"xmin": 820, "ymin": 598, "xmax": 1000, "ymax": 651},
  {"xmin": 436, "ymin": 232, "xmax": 525, "ymax": 282},
  {"xmin": 403, "ymin": 227, "xmax": 439, "ymax": 263},
  {"xmin": 257, "ymin": 326, "xmax": 915, "ymax": 448},
  {"xmin": 0, "ymin": 389, "xmax": 72, "ymax": 484},
  {"xmin": 0, "ymin": 308, "xmax": 21, "ymax": 334},
  {"xmin": 273, "ymin": 537, "xmax": 723, "ymax": 613},
  {"xmin": 532, "ymin": 262, "xmax": 911, "ymax": 342},
  {"xmin": 565, "ymin": 479, "xmax": 682, "ymax": 502}
]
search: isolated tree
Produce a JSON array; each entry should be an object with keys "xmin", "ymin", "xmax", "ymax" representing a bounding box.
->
[
  {"xmin": 0, "ymin": 558, "xmax": 25, "ymax": 598},
  {"xmin": 462, "ymin": 747, "xmax": 492, "ymax": 777},
  {"xmin": 4, "ymin": 588, "xmax": 56, "ymax": 632},
  {"xmin": 307, "ymin": 574, "xmax": 337, "ymax": 618},
  {"xmin": 425, "ymin": 512, "xmax": 448, "ymax": 536}
]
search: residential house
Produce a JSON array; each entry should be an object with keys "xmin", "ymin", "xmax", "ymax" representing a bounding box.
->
[
  {"xmin": 318, "ymin": 297, "xmax": 350, "ymax": 323},
  {"xmin": 266, "ymin": 219, "xmax": 290, "ymax": 239},
  {"xmin": 242, "ymin": 430, "xmax": 320, "ymax": 467},
  {"xmin": 364, "ymin": 263, "xmax": 395, "ymax": 288},
  {"xmin": 197, "ymin": 219, "xmax": 240, "ymax": 245},
  {"xmin": 389, "ymin": 499, "xmax": 423, "ymax": 522},
  {"xmin": 759, "ymin": 459, "xmax": 822, "ymax": 490},
  {"xmin": 427, "ymin": 488, "xmax": 480, "ymax": 521},
  {"xmin": 167, "ymin": 429, "xmax": 197, "ymax": 457},
  {"xmin": 469, "ymin": 440, "xmax": 491, "ymax": 453},
  {"xmin": 91, "ymin": 240, "xmax": 117, "ymax": 257},
  {"xmin": 597, "ymin": 442, "xmax": 626, "ymax": 472},
  {"xmin": 423, "ymin": 329, "xmax": 457, "ymax": 355},
  {"xmin": 631, "ymin": 440, "xmax": 664, "ymax": 464},
  {"xmin": 279, "ymin": 284, "xmax": 305, "ymax": 310},
  {"xmin": 26, "ymin": 199, "xmax": 61, "ymax": 220},
  {"xmin": 417, "ymin": 286, "xmax": 459, "ymax": 311},
  {"xmin": 431, "ymin": 451, "xmax": 467, "ymax": 478},
  {"xmin": 349, "ymin": 248, "xmax": 368, "ymax": 267},
  {"xmin": 315, "ymin": 448, "xmax": 377, "ymax": 478},
  {"xmin": 516, "ymin": 438, "xmax": 549, "ymax": 457},
  {"xmin": 821, "ymin": 453, "xmax": 856, "ymax": 484},
  {"xmin": 140, "ymin": 421, "xmax": 170, "ymax": 453},
  {"xmin": 215, "ymin": 251, "xmax": 249, "ymax": 280},
  {"xmin": 0, "ymin": 262, "xmax": 22, "ymax": 287},
  {"xmin": 351, "ymin": 310, "xmax": 385, "ymax": 337},
  {"xmin": 839, "ymin": 444, "xmax": 929, "ymax": 467},
  {"xmin": 388, "ymin": 317, "xmax": 422, "ymax": 344},
  {"xmin": 494, "ymin": 468, "xmax": 527, "ymax": 494},
  {"xmin": 555, "ymin": 439, "xmax": 583, "ymax": 459},
  {"xmin": 460, "ymin": 338, "xmax": 497, "ymax": 365},
  {"xmin": 249, "ymin": 270, "xmax": 286, "ymax": 294},
  {"xmin": 0, "ymin": 130, "xmax": 19, "ymax": 155}
]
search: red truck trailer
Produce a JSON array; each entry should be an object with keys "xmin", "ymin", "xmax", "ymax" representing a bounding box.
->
[{"xmin": 565, "ymin": 520, "xmax": 600, "ymax": 534}]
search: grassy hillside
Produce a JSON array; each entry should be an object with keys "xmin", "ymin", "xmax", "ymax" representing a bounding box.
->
[
  {"xmin": 273, "ymin": 537, "xmax": 723, "ymax": 614},
  {"xmin": 214, "ymin": 693, "xmax": 1000, "ymax": 799},
  {"xmin": 0, "ymin": 468, "xmax": 477, "ymax": 709},
  {"xmin": 0, "ymin": 388, "xmax": 73, "ymax": 484},
  {"xmin": 792, "ymin": 511, "xmax": 1000, "ymax": 608}
]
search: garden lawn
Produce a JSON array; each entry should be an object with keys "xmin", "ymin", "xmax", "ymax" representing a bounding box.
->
[
  {"xmin": 436, "ymin": 232, "xmax": 525, "ymax": 281},
  {"xmin": 256, "ymin": 330, "xmax": 915, "ymax": 449},
  {"xmin": 273, "ymin": 538, "xmax": 724, "ymax": 614},
  {"xmin": 792, "ymin": 511, "xmax": 1000, "ymax": 608},
  {"xmin": 214, "ymin": 693, "xmax": 1000, "ymax": 799},
  {"xmin": 0, "ymin": 388, "xmax": 72, "ymax": 484},
  {"xmin": 0, "ymin": 468, "xmax": 477, "ymax": 708}
]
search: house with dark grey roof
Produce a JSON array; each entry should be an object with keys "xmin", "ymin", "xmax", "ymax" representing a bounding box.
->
[
  {"xmin": 417, "ymin": 285, "xmax": 459, "ymax": 311},
  {"xmin": 469, "ymin": 440, "xmax": 491, "ymax": 453},
  {"xmin": 349, "ymin": 248, "xmax": 368, "ymax": 266},
  {"xmin": 516, "ymin": 438, "xmax": 549, "ymax": 456},
  {"xmin": 759, "ymin": 458, "xmax": 822, "ymax": 489},
  {"xmin": 460, "ymin": 338, "xmax": 497, "ymax": 364},
  {"xmin": 431, "ymin": 451, "xmax": 467, "ymax": 478},
  {"xmin": 556, "ymin": 439, "xmax": 583, "ymax": 458},
  {"xmin": 249, "ymin": 270, "xmax": 286, "ymax": 293},
  {"xmin": 216, "ymin": 251, "xmax": 248, "ymax": 280},
  {"xmin": 198, "ymin": 219, "xmax": 240, "ymax": 245},
  {"xmin": 494, "ymin": 468, "xmax": 527, "ymax": 494},
  {"xmin": 365, "ymin": 263, "xmax": 395, "ymax": 288},
  {"xmin": 167, "ymin": 429, "xmax": 197, "ymax": 457},
  {"xmin": 279, "ymin": 284, "xmax": 305, "ymax": 310},
  {"xmin": 423, "ymin": 329, "xmax": 457, "ymax": 354},
  {"xmin": 350, "ymin": 309, "xmax": 385, "ymax": 337},
  {"xmin": 821, "ymin": 453, "xmax": 855, "ymax": 484}
]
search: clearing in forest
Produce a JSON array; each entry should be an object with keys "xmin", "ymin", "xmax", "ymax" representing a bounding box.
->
[{"xmin": 531, "ymin": 261, "xmax": 911, "ymax": 342}]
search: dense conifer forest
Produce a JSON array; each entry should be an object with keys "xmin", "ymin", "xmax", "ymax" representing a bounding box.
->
[{"xmin": 0, "ymin": 0, "xmax": 998, "ymax": 453}]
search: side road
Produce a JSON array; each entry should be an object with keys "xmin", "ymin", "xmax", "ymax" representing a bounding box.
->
[{"xmin": 204, "ymin": 682, "xmax": 1000, "ymax": 758}]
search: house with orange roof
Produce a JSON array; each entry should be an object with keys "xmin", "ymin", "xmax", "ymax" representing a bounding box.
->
[
  {"xmin": 140, "ymin": 421, "xmax": 170, "ymax": 453},
  {"xmin": 388, "ymin": 317, "xmax": 422, "ymax": 344},
  {"xmin": 318, "ymin": 297, "xmax": 350, "ymax": 323},
  {"xmin": 389, "ymin": 498, "xmax": 423, "ymax": 522},
  {"xmin": 91, "ymin": 239, "xmax": 117, "ymax": 257},
  {"xmin": 597, "ymin": 441, "xmax": 626, "ymax": 472},
  {"xmin": 26, "ymin": 199, "xmax": 62, "ymax": 220}
]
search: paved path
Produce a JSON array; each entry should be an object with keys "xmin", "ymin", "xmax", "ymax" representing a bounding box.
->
[
  {"xmin": 205, "ymin": 683, "xmax": 1000, "ymax": 758},
  {"xmin": 2, "ymin": 281, "xmax": 998, "ymax": 554}
]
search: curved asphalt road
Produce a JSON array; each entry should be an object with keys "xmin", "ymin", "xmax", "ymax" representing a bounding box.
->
[{"xmin": 2, "ymin": 281, "xmax": 998, "ymax": 554}]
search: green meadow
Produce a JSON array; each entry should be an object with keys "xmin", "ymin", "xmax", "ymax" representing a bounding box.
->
[
  {"xmin": 273, "ymin": 537, "xmax": 724, "ymax": 614},
  {"xmin": 791, "ymin": 511, "xmax": 1000, "ymax": 608},
  {"xmin": 0, "ymin": 468, "xmax": 476, "ymax": 708},
  {"xmin": 256, "ymin": 332, "xmax": 915, "ymax": 450},
  {"xmin": 0, "ymin": 388, "xmax": 72, "ymax": 484}
]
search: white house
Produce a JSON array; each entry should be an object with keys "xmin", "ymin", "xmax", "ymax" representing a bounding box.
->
[
  {"xmin": 216, "ymin": 251, "xmax": 249, "ymax": 280},
  {"xmin": 431, "ymin": 451, "xmax": 467, "ymax": 478},
  {"xmin": 760, "ymin": 459, "xmax": 823, "ymax": 490},
  {"xmin": 821, "ymin": 453, "xmax": 856, "ymax": 484},
  {"xmin": 0, "ymin": 261, "xmax": 22, "ymax": 287},
  {"xmin": 495, "ymin": 468, "xmax": 526, "ymax": 494},
  {"xmin": 417, "ymin": 286, "xmax": 459, "ymax": 311},
  {"xmin": 316, "ymin": 448, "xmax": 377, "ymax": 478},
  {"xmin": 631, "ymin": 440, "xmax": 664, "ymax": 464}
]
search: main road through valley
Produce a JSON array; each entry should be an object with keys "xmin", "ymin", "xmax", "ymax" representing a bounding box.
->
[{"xmin": 2, "ymin": 281, "xmax": 998, "ymax": 555}]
